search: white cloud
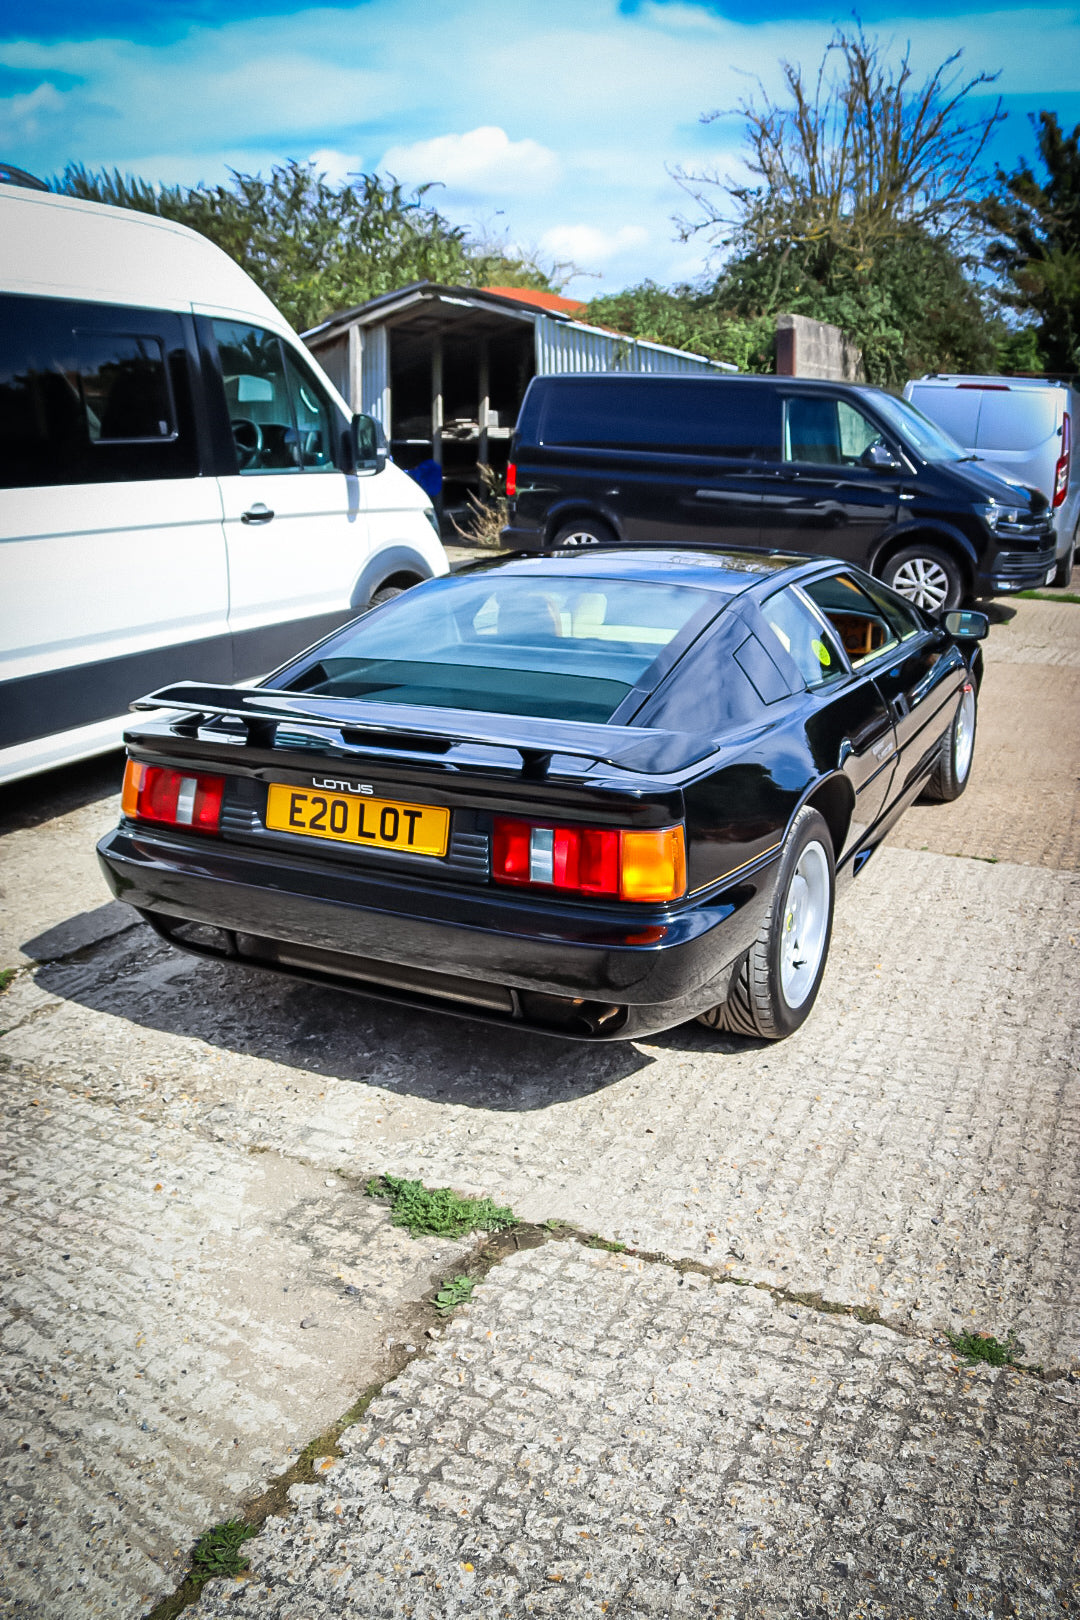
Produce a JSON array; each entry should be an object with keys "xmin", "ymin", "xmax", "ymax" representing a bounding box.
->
[
  {"xmin": 380, "ymin": 126, "xmax": 559, "ymax": 198},
  {"xmin": 0, "ymin": 81, "xmax": 66, "ymax": 149},
  {"xmin": 0, "ymin": 0, "xmax": 1074, "ymax": 294},
  {"xmin": 540, "ymin": 222, "xmax": 649, "ymax": 266}
]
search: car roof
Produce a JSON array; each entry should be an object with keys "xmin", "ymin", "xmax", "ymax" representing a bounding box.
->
[{"xmin": 467, "ymin": 546, "xmax": 821, "ymax": 596}]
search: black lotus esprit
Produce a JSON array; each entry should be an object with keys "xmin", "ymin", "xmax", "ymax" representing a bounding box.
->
[{"xmin": 97, "ymin": 548, "xmax": 986, "ymax": 1041}]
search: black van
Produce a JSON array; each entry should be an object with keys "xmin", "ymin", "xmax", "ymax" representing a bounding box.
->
[{"xmin": 501, "ymin": 373, "xmax": 1056, "ymax": 610}]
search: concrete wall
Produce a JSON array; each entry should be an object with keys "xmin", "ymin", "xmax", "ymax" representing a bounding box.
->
[{"xmin": 776, "ymin": 312, "xmax": 864, "ymax": 382}]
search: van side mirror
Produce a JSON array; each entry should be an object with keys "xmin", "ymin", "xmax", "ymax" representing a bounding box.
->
[
  {"xmin": 352, "ymin": 413, "xmax": 387, "ymax": 475},
  {"xmin": 943, "ymin": 609, "xmax": 989, "ymax": 640},
  {"xmin": 861, "ymin": 442, "xmax": 902, "ymax": 471}
]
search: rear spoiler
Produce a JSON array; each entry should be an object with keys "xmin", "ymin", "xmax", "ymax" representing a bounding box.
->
[{"xmin": 129, "ymin": 682, "xmax": 711, "ymax": 778}]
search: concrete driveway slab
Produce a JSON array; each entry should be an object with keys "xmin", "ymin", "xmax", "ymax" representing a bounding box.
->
[
  {"xmin": 6, "ymin": 846, "xmax": 1076, "ymax": 1372},
  {"xmin": 188, "ymin": 1245, "xmax": 1080, "ymax": 1620},
  {"xmin": 0, "ymin": 1070, "xmax": 469, "ymax": 1618}
]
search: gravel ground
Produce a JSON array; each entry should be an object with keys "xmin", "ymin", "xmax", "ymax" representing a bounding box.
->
[{"xmin": 0, "ymin": 596, "xmax": 1077, "ymax": 1620}]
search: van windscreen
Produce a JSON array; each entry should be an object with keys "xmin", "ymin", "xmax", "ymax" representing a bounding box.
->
[{"xmin": 537, "ymin": 379, "xmax": 780, "ymax": 459}]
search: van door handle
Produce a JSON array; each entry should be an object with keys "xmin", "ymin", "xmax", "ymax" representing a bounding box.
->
[{"xmin": 241, "ymin": 503, "xmax": 275, "ymax": 525}]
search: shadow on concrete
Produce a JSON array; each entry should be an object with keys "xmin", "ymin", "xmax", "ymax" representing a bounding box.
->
[
  {"xmin": 32, "ymin": 911, "xmax": 662, "ymax": 1111},
  {"xmin": 0, "ymin": 752, "xmax": 125, "ymax": 835}
]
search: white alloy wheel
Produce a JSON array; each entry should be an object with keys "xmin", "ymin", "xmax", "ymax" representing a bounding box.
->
[
  {"xmin": 953, "ymin": 683, "xmax": 976, "ymax": 783},
  {"xmin": 889, "ymin": 554, "xmax": 952, "ymax": 610},
  {"xmin": 779, "ymin": 839, "xmax": 832, "ymax": 1008}
]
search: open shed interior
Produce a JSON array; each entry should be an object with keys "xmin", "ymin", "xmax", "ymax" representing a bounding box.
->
[{"xmin": 385, "ymin": 304, "xmax": 534, "ymax": 512}]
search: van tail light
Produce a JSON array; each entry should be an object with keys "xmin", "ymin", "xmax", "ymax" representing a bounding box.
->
[
  {"xmin": 492, "ymin": 818, "xmax": 686, "ymax": 902},
  {"xmin": 122, "ymin": 760, "xmax": 224, "ymax": 834},
  {"xmin": 1053, "ymin": 413, "xmax": 1070, "ymax": 508},
  {"xmin": 505, "ymin": 461, "xmax": 517, "ymax": 499}
]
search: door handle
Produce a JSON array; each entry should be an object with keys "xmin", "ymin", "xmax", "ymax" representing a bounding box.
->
[{"xmin": 241, "ymin": 503, "xmax": 275, "ymax": 525}]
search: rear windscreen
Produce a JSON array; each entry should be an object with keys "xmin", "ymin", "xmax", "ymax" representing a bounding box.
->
[
  {"xmin": 976, "ymin": 390, "xmax": 1059, "ymax": 452},
  {"xmin": 287, "ymin": 573, "xmax": 715, "ymax": 723},
  {"xmin": 907, "ymin": 387, "xmax": 981, "ymax": 448},
  {"xmin": 536, "ymin": 378, "xmax": 781, "ymax": 459}
]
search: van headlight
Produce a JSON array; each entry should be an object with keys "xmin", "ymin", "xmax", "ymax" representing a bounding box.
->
[{"xmin": 979, "ymin": 501, "xmax": 1025, "ymax": 531}]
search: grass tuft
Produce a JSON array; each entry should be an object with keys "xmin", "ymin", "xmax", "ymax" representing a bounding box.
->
[
  {"xmin": 0, "ymin": 967, "xmax": 16, "ymax": 994},
  {"xmin": 947, "ymin": 1329, "xmax": 1020, "ymax": 1367},
  {"xmin": 364, "ymin": 1173, "xmax": 518, "ymax": 1238},
  {"xmin": 1016, "ymin": 589, "xmax": 1080, "ymax": 605},
  {"xmin": 434, "ymin": 1274, "xmax": 477, "ymax": 1312},
  {"xmin": 189, "ymin": 1520, "xmax": 258, "ymax": 1584}
]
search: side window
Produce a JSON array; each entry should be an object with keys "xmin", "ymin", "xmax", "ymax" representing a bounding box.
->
[
  {"xmin": 801, "ymin": 573, "xmax": 901, "ymax": 666},
  {"xmin": 0, "ymin": 293, "xmax": 197, "ymax": 488},
  {"xmin": 538, "ymin": 378, "xmax": 781, "ymax": 459},
  {"xmin": 837, "ymin": 401, "xmax": 882, "ymax": 462},
  {"xmin": 760, "ymin": 587, "xmax": 847, "ymax": 688},
  {"xmin": 855, "ymin": 575, "xmax": 924, "ymax": 641},
  {"xmin": 212, "ymin": 320, "xmax": 297, "ymax": 473},
  {"xmin": 784, "ymin": 396, "xmax": 887, "ymax": 467},
  {"xmin": 75, "ymin": 330, "xmax": 176, "ymax": 443},
  {"xmin": 282, "ymin": 347, "xmax": 338, "ymax": 471}
]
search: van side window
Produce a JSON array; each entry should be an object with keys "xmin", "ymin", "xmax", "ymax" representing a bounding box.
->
[
  {"xmin": 537, "ymin": 378, "xmax": 781, "ymax": 459},
  {"xmin": 0, "ymin": 293, "xmax": 197, "ymax": 488},
  {"xmin": 784, "ymin": 396, "xmax": 887, "ymax": 467},
  {"xmin": 760, "ymin": 587, "xmax": 847, "ymax": 688},
  {"xmin": 212, "ymin": 321, "xmax": 339, "ymax": 474},
  {"xmin": 282, "ymin": 347, "xmax": 337, "ymax": 470},
  {"xmin": 75, "ymin": 331, "xmax": 176, "ymax": 443}
]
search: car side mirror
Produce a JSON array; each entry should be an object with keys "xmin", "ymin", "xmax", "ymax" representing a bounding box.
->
[
  {"xmin": 352, "ymin": 412, "xmax": 387, "ymax": 475},
  {"xmin": 861, "ymin": 442, "xmax": 902, "ymax": 471},
  {"xmin": 943, "ymin": 609, "xmax": 989, "ymax": 640}
]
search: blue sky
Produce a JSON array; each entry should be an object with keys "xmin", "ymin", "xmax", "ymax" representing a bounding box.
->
[{"xmin": 2, "ymin": 0, "xmax": 1077, "ymax": 294}]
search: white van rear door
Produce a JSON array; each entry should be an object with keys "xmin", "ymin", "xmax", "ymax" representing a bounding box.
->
[
  {"xmin": 208, "ymin": 319, "xmax": 371, "ymax": 679},
  {"xmin": 974, "ymin": 389, "xmax": 1060, "ymax": 503}
]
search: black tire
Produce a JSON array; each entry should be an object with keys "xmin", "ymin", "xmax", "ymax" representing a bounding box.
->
[
  {"xmin": 550, "ymin": 516, "xmax": 617, "ymax": 549},
  {"xmin": 697, "ymin": 807, "xmax": 835, "ymax": 1041},
  {"xmin": 920, "ymin": 679, "xmax": 977, "ymax": 802},
  {"xmin": 880, "ymin": 544, "xmax": 964, "ymax": 612},
  {"xmin": 1051, "ymin": 539, "xmax": 1075, "ymax": 589},
  {"xmin": 369, "ymin": 584, "xmax": 406, "ymax": 608}
]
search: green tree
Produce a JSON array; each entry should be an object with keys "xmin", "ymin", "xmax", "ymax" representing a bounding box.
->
[
  {"xmin": 585, "ymin": 282, "xmax": 774, "ymax": 371},
  {"xmin": 980, "ymin": 112, "xmax": 1080, "ymax": 373},
  {"xmin": 55, "ymin": 160, "xmax": 557, "ymax": 331},
  {"xmin": 672, "ymin": 27, "xmax": 1004, "ymax": 384}
]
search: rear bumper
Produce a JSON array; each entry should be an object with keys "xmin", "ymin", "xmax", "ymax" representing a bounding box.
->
[{"xmin": 97, "ymin": 825, "xmax": 776, "ymax": 1040}]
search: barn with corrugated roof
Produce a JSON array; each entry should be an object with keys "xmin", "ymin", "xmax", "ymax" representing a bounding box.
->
[{"xmin": 303, "ymin": 282, "xmax": 734, "ymax": 510}]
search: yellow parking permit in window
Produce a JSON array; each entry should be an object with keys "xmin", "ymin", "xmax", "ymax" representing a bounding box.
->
[{"xmin": 811, "ymin": 638, "xmax": 832, "ymax": 667}]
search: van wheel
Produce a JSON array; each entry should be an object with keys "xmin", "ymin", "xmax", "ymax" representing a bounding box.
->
[
  {"xmin": 369, "ymin": 584, "xmax": 405, "ymax": 607},
  {"xmin": 551, "ymin": 518, "xmax": 616, "ymax": 549},
  {"xmin": 1051, "ymin": 540, "xmax": 1075, "ymax": 589},
  {"xmin": 880, "ymin": 544, "xmax": 963, "ymax": 611},
  {"xmin": 697, "ymin": 807, "xmax": 835, "ymax": 1041}
]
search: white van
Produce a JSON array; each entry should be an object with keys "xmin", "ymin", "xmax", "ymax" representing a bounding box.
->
[
  {"xmin": 904, "ymin": 374, "xmax": 1078, "ymax": 588},
  {"xmin": 0, "ymin": 184, "xmax": 449, "ymax": 785}
]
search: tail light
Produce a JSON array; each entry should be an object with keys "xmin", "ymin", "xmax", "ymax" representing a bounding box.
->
[
  {"xmin": 122, "ymin": 760, "xmax": 224, "ymax": 834},
  {"xmin": 505, "ymin": 461, "xmax": 516, "ymax": 499},
  {"xmin": 1053, "ymin": 413, "xmax": 1070, "ymax": 508},
  {"xmin": 492, "ymin": 818, "xmax": 685, "ymax": 902}
]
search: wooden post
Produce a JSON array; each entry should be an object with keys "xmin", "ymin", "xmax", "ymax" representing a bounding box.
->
[
  {"xmin": 478, "ymin": 338, "xmax": 490, "ymax": 469},
  {"xmin": 431, "ymin": 334, "xmax": 444, "ymax": 467},
  {"xmin": 347, "ymin": 324, "xmax": 364, "ymax": 412}
]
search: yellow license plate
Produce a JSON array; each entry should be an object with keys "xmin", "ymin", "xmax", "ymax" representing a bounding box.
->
[{"xmin": 266, "ymin": 784, "xmax": 449, "ymax": 857}]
